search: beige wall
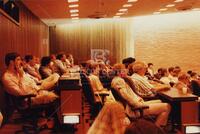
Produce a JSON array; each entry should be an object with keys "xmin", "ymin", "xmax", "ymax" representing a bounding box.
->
[{"xmin": 133, "ymin": 11, "xmax": 200, "ymax": 73}]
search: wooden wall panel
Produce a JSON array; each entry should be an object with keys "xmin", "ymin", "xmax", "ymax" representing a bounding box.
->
[
  {"xmin": 0, "ymin": 2, "xmax": 49, "ymax": 76},
  {"xmin": 49, "ymin": 19, "xmax": 134, "ymax": 65}
]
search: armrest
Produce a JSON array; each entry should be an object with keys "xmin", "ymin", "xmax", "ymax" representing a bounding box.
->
[
  {"xmin": 131, "ymin": 105, "xmax": 149, "ymax": 111},
  {"xmin": 131, "ymin": 105, "xmax": 149, "ymax": 118},
  {"xmin": 17, "ymin": 94, "xmax": 36, "ymax": 99},
  {"xmin": 94, "ymin": 91, "xmax": 110, "ymax": 104}
]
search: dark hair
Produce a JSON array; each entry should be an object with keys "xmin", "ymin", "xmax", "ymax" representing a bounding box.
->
[
  {"xmin": 41, "ymin": 56, "xmax": 51, "ymax": 66},
  {"xmin": 148, "ymin": 63, "xmax": 153, "ymax": 67},
  {"xmin": 24, "ymin": 55, "xmax": 33, "ymax": 63},
  {"xmin": 160, "ymin": 68, "xmax": 167, "ymax": 77},
  {"xmin": 168, "ymin": 67, "xmax": 174, "ymax": 73},
  {"xmin": 56, "ymin": 53, "xmax": 64, "ymax": 60},
  {"xmin": 122, "ymin": 57, "xmax": 136, "ymax": 68},
  {"xmin": 157, "ymin": 68, "xmax": 163, "ymax": 73},
  {"xmin": 5, "ymin": 52, "xmax": 20, "ymax": 66}
]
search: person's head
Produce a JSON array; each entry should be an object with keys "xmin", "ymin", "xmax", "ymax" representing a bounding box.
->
[
  {"xmin": 160, "ymin": 68, "xmax": 168, "ymax": 77},
  {"xmin": 50, "ymin": 54, "xmax": 56, "ymax": 61},
  {"xmin": 56, "ymin": 53, "xmax": 66, "ymax": 62},
  {"xmin": 173, "ymin": 68, "xmax": 181, "ymax": 77},
  {"xmin": 168, "ymin": 67, "xmax": 174, "ymax": 75},
  {"xmin": 132, "ymin": 61, "xmax": 147, "ymax": 76},
  {"xmin": 24, "ymin": 55, "xmax": 35, "ymax": 66},
  {"xmin": 87, "ymin": 63, "xmax": 100, "ymax": 75},
  {"xmin": 122, "ymin": 57, "xmax": 135, "ymax": 68},
  {"xmin": 41, "ymin": 56, "xmax": 51, "ymax": 67},
  {"xmin": 112, "ymin": 63, "xmax": 127, "ymax": 77},
  {"xmin": 178, "ymin": 73, "xmax": 190, "ymax": 85},
  {"xmin": 5, "ymin": 52, "xmax": 21, "ymax": 69},
  {"xmin": 157, "ymin": 68, "xmax": 163, "ymax": 74},
  {"xmin": 148, "ymin": 63, "xmax": 153, "ymax": 69},
  {"xmin": 190, "ymin": 72, "xmax": 198, "ymax": 80}
]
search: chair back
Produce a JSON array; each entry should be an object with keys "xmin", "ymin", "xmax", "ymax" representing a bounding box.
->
[
  {"xmin": 123, "ymin": 76, "xmax": 137, "ymax": 94},
  {"xmin": 80, "ymin": 72, "xmax": 96, "ymax": 105},
  {"xmin": 110, "ymin": 87, "xmax": 127, "ymax": 108},
  {"xmin": 191, "ymin": 80, "xmax": 200, "ymax": 96}
]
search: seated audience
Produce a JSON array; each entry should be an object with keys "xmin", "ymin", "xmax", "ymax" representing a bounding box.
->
[
  {"xmin": 53, "ymin": 53, "xmax": 68, "ymax": 75},
  {"xmin": 160, "ymin": 68, "xmax": 174, "ymax": 86},
  {"xmin": 147, "ymin": 63, "xmax": 154, "ymax": 78},
  {"xmin": 111, "ymin": 63, "xmax": 171, "ymax": 127},
  {"xmin": 24, "ymin": 55, "xmax": 42, "ymax": 81},
  {"xmin": 174, "ymin": 73, "xmax": 192, "ymax": 94},
  {"xmin": 130, "ymin": 61, "xmax": 170, "ymax": 98},
  {"xmin": 154, "ymin": 68, "xmax": 163, "ymax": 80},
  {"xmin": 2, "ymin": 52, "xmax": 58, "ymax": 105},
  {"xmin": 39, "ymin": 56, "xmax": 55, "ymax": 79},
  {"xmin": 87, "ymin": 63, "xmax": 114, "ymax": 102},
  {"xmin": 168, "ymin": 67, "xmax": 178, "ymax": 84},
  {"xmin": 65, "ymin": 53, "xmax": 74, "ymax": 67}
]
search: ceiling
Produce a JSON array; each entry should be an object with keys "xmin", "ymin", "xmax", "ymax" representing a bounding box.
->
[{"xmin": 22, "ymin": 0, "xmax": 200, "ymax": 25}]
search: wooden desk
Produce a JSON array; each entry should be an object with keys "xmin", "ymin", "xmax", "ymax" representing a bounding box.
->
[
  {"xmin": 58, "ymin": 73, "xmax": 82, "ymax": 124},
  {"xmin": 158, "ymin": 90, "xmax": 199, "ymax": 130}
]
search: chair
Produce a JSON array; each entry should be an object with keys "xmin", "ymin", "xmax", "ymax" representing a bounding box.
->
[
  {"xmin": 4, "ymin": 91, "xmax": 58, "ymax": 134},
  {"xmin": 191, "ymin": 80, "xmax": 200, "ymax": 96},
  {"xmin": 80, "ymin": 73, "xmax": 102, "ymax": 119},
  {"xmin": 123, "ymin": 76, "xmax": 158, "ymax": 101}
]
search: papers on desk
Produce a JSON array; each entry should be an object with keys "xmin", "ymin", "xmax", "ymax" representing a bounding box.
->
[{"xmin": 60, "ymin": 73, "xmax": 80, "ymax": 80}]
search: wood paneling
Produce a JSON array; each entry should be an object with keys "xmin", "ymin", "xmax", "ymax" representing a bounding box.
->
[
  {"xmin": 0, "ymin": 2, "xmax": 49, "ymax": 76},
  {"xmin": 49, "ymin": 19, "xmax": 134, "ymax": 65}
]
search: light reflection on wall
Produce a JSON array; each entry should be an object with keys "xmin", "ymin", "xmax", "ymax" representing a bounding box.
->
[{"xmin": 133, "ymin": 11, "xmax": 200, "ymax": 72}]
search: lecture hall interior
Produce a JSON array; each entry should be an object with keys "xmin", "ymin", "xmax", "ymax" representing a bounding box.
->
[{"xmin": 0, "ymin": 0, "xmax": 200, "ymax": 134}]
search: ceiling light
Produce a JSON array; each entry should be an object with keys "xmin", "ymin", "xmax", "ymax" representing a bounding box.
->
[
  {"xmin": 119, "ymin": 8, "xmax": 128, "ymax": 12},
  {"xmin": 166, "ymin": 4, "xmax": 175, "ymax": 8},
  {"xmin": 71, "ymin": 17, "xmax": 79, "ymax": 20},
  {"xmin": 70, "ymin": 13, "xmax": 79, "ymax": 17},
  {"xmin": 128, "ymin": 0, "xmax": 138, "ymax": 2},
  {"xmin": 159, "ymin": 8, "xmax": 168, "ymax": 11},
  {"xmin": 116, "ymin": 12, "xmax": 124, "ymax": 15},
  {"xmin": 68, "ymin": 0, "xmax": 79, "ymax": 3},
  {"xmin": 192, "ymin": 8, "xmax": 200, "ymax": 11},
  {"xmin": 123, "ymin": 4, "xmax": 132, "ymax": 7},
  {"xmin": 174, "ymin": 0, "xmax": 184, "ymax": 3},
  {"xmin": 70, "ymin": 9, "xmax": 79, "ymax": 13},
  {"xmin": 69, "ymin": 4, "xmax": 79, "ymax": 8},
  {"xmin": 153, "ymin": 12, "xmax": 161, "ymax": 15},
  {"xmin": 113, "ymin": 16, "xmax": 120, "ymax": 18}
]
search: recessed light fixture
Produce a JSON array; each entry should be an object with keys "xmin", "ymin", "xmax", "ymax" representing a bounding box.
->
[
  {"xmin": 174, "ymin": 0, "xmax": 184, "ymax": 3},
  {"xmin": 123, "ymin": 4, "xmax": 132, "ymax": 7},
  {"xmin": 119, "ymin": 8, "xmax": 128, "ymax": 12},
  {"xmin": 153, "ymin": 11, "xmax": 161, "ymax": 15},
  {"xmin": 113, "ymin": 16, "xmax": 120, "ymax": 18},
  {"xmin": 116, "ymin": 12, "xmax": 124, "ymax": 15},
  {"xmin": 68, "ymin": 0, "xmax": 79, "ymax": 3},
  {"xmin": 159, "ymin": 8, "xmax": 168, "ymax": 11},
  {"xmin": 70, "ymin": 9, "xmax": 79, "ymax": 13},
  {"xmin": 166, "ymin": 4, "xmax": 175, "ymax": 8},
  {"xmin": 71, "ymin": 17, "xmax": 79, "ymax": 20},
  {"xmin": 128, "ymin": 0, "xmax": 138, "ymax": 2},
  {"xmin": 192, "ymin": 8, "xmax": 200, "ymax": 11},
  {"xmin": 71, "ymin": 13, "xmax": 79, "ymax": 17},
  {"xmin": 69, "ymin": 4, "xmax": 79, "ymax": 8}
]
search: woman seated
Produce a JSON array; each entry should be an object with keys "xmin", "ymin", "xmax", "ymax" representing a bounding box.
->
[
  {"xmin": 87, "ymin": 101, "xmax": 130, "ymax": 134},
  {"xmin": 111, "ymin": 63, "xmax": 171, "ymax": 127}
]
